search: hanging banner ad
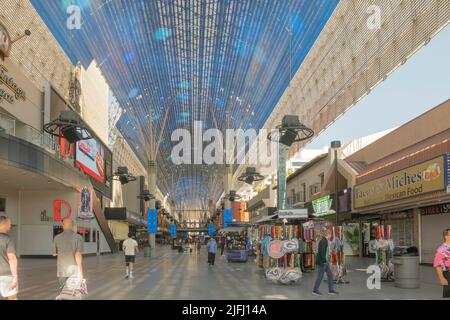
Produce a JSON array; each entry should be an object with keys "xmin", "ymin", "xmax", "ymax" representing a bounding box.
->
[
  {"xmin": 312, "ymin": 195, "xmax": 335, "ymax": 217},
  {"xmin": 354, "ymin": 155, "xmax": 448, "ymax": 208},
  {"xmin": 223, "ymin": 209, "xmax": 233, "ymax": 229},
  {"xmin": 170, "ymin": 223, "xmax": 177, "ymax": 239},
  {"xmin": 208, "ymin": 223, "xmax": 214, "ymax": 236},
  {"xmin": 76, "ymin": 138, "xmax": 106, "ymax": 183},
  {"xmin": 147, "ymin": 208, "xmax": 158, "ymax": 234}
]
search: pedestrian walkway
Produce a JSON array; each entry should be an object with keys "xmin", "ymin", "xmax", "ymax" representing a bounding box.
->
[{"xmin": 15, "ymin": 246, "xmax": 443, "ymax": 300}]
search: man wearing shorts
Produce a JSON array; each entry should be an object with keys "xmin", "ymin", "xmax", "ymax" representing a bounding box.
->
[
  {"xmin": 0, "ymin": 216, "xmax": 18, "ymax": 300},
  {"xmin": 434, "ymin": 228, "xmax": 450, "ymax": 298},
  {"xmin": 123, "ymin": 233, "xmax": 138, "ymax": 279},
  {"xmin": 53, "ymin": 218, "xmax": 84, "ymax": 289}
]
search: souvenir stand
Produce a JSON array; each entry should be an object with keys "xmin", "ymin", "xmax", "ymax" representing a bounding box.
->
[
  {"xmin": 222, "ymin": 223, "xmax": 250, "ymax": 262},
  {"xmin": 255, "ymin": 215, "xmax": 308, "ymax": 285},
  {"xmin": 370, "ymin": 224, "xmax": 394, "ymax": 281}
]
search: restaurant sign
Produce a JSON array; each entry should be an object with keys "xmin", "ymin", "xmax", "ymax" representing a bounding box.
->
[
  {"xmin": 0, "ymin": 64, "xmax": 27, "ymax": 104},
  {"xmin": 312, "ymin": 195, "xmax": 335, "ymax": 217},
  {"xmin": 354, "ymin": 155, "xmax": 448, "ymax": 209}
]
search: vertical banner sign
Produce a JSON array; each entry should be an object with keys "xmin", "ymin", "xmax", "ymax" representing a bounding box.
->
[
  {"xmin": 170, "ymin": 223, "xmax": 177, "ymax": 239},
  {"xmin": 208, "ymin": 223, "xmax": 214, "ymax": 236},
  {"xmin": 223, "ymin": 209, "xmax": 233, "ymax": 229},
  {"xmin": 147, "ymin": 209, "xmax": 158, "ymax": 234},
  {"xmin": 277, "ymin": 143, "xmax": 287, "ymax": 210}
]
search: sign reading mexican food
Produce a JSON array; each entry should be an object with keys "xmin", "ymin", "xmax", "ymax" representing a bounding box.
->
[{"xmin": 354, "ymin": 155, "xmax": 448, "ymax": 208}]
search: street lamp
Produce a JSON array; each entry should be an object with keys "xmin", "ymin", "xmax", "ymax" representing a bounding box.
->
[{"xmin": 330, "ymin": 141, "xmax": 341, "ymax": 226}]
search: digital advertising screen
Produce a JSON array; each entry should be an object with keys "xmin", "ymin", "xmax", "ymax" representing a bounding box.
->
[{"xmin": 76, "ymin": 138, "xmax": 106, "ymax": 183}]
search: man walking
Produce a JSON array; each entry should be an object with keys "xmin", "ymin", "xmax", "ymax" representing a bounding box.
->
[
  {"xmin": 312, "ymin": 229, "xmax": 338, "ymax": 296},
  {"xmin": 123, "ymin": 233, "xmax": 139, "ymax": 279},
  {"xmin": 0, "ymin": 216, "xmax": 18, "ymax": 300},
  {"xmin": 53, "ymin": 218, "xmax": 84, "ymax": 290},
  {"xmin": 434, "ymin": 228, "xmax": 450, "ymax": 298},
  {"xmin": 207, "ymin": 237, "xmax": 217, "ymax": 266}
]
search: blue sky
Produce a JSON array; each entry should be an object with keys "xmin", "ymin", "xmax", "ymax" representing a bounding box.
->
[{"xmin": 306, "ymin": 25, "xmax": 450, "ymax": 149}]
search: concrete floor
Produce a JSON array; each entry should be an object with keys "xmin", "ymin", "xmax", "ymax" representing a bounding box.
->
[{"xmin": 14, "ymin": 245, "xmax": 444, "ymax": 300}]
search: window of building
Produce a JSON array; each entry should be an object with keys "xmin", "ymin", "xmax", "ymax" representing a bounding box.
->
[
  {"xmin": 301, "ymin": 184, "xmax": 306, "ymax": 202},
  {"xmin": 319, "ymin": 173, "xmax": 325, "ymax": 187}
]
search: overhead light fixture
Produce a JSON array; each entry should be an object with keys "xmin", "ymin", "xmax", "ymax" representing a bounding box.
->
[
  {"xmin": 43, "ymin": 110, "xmax": 92, "ymax": 143},
  {"xmin": 267, "ymin": 115, "xmax": 314, "ymax": 147},
  {"xmin": 111, "ymin": 166, "xmax": 137, "ymax": 185},
  {"xmin": 238, "ymin": 167, "xmax": 264, "ymax": 185},
  {"xmin": 137, "ymin": 189, "xmax": 155, "ymax": 202},
  {"xmin": 225, "ymin": 190, "xmax": 241, "ymax": 202}
]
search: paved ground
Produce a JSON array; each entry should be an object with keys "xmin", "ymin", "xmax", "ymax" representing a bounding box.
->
[{"xmin": 14, "ymin": 245, "xmax": 444, "ymax": 300}]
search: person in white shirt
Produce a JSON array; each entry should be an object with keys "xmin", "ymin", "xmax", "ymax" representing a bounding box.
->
[{"xmin": 122, "ymin": 233, "xmax": 139, "ymax": 279}]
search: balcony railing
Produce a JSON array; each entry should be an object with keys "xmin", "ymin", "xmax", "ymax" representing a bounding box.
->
[{"xmin": 0, "ymin": 112, "xmax": 67, "ymax": 160}]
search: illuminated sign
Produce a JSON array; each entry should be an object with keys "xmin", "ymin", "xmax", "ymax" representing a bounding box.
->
[
  {"xmin": 223, "ymin": 209, "xmax": 232, "ymax": 228},
  {"xmin": 0, "ymin": 23, "xmax": 11, "ymax": 60},
  {"xmin": 354, "ymin": 155, "xmax": 448, "ymax": 209},
  {"xmin": 312, "ymin": 195, "xmax": 335, "ymax": 217},
  {"xmin": 0, "ymin": 64, "xmax": 27, "ymax": 104},
  {"xmin": 76, "ymin": 138, "xmax": 105, "ymax": 183},
  {"xmin": 170, "ymin": 223, "xmax": 177, "ymax": 239},
  {"xmin": 209, "ymin": 223, "xmax": 214, "ymax": 236}
]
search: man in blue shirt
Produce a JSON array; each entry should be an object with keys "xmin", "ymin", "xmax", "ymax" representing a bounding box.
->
[{"xmin": 207, "ymin": 237, "xmax": 217, "ymax": 266}]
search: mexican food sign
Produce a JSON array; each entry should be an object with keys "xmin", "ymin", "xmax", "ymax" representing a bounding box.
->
[{"xmin": 354, "ymin": 155, "xmax": 448, "ymax": 209}]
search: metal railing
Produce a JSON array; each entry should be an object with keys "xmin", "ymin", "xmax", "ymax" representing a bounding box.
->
[{"xmin": 0, "ymin": 112, "xmax": 65, "ymax": 159}]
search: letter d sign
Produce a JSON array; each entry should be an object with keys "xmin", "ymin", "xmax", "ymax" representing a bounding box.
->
[{"xmin": 54, "ymin": 200, "xmax": 72, "ymax": 222}]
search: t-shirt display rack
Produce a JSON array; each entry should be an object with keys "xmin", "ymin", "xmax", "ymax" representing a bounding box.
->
[
  {"xmin": 371, "ymin": 224, "xmax": 394, "ymax": 282},
  {"xmin": 327, "ymin": 226, "xmax": 349, "ymax": 284},
  {"xmin": 301, "ymin": 221, "xmax": 316, "ymax": 272},
  {"xmin": 255, "ymin": 222, "xmax": 303, "ymax": 284}
]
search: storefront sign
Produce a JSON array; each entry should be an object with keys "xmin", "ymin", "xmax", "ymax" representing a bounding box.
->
[
  {"xmin": 0, "ymin": 64, "xmax": 27, "ymax": 104},
  {"xmin": 53, "ymin": 200, "xmax": 72, "ymax": 222},
  {"xmin": 420, "ymin": 203, "xmax": 450, "ymax": 216},
  {"xmin": 278, "ymin": 208, "xmax": 308, "ymax": 219},
  {"xmin": 0, "ymin": 23, "xmax": 11, "ymax": 60},
  {"xmin": 312, "ymin": 195, "xmax": 335, "ymax": 217},
  {"xmin": 354, "ymin": 155, "xmax": 448, "ymax": 208}
]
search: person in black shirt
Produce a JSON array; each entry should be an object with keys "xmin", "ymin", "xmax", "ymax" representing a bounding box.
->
[{"xmin": 312, "ymin": 229, "xmax": 338, "ymax": 296}]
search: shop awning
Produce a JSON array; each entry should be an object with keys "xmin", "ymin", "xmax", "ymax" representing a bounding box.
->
[
  {"xmin": 254, "ymin": 214, "xmax": 277, "ymax": 224},
  {"xmin": 219, "ymin": 226, "xmax": 245, "ymax": 233}
]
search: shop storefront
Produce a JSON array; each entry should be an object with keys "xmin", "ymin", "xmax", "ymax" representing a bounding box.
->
[
  {"xmin": 354, "ymin": 153, "xmax": 450, "ymax": 259},
  {"xmin": 419, "ymin": 203, "xmax": 450, "ymax": 264}
]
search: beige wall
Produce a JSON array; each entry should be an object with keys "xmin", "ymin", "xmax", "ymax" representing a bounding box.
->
[
  {"xmin": 287, "ymin": 156, "xmax": 328, "ymax": 203},
  {"xmin": 0, "ymin": 59, "xmax": 43, "ymax": 131}
]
